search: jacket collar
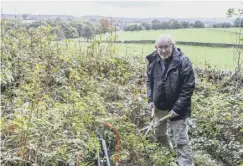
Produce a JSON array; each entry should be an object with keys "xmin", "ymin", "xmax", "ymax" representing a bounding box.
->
[{"xmin": 145, "ymin": 50, "xmax": 157, "ymax": 63}]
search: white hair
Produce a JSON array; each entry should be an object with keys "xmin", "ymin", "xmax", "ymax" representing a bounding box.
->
[{"xmin": 155, "ymin": 34, "xmax": 176, "ymax": 46}]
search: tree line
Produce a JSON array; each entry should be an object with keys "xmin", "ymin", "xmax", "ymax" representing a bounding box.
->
[
  {"xmin": 124, "ymin": 18, "xmax": 243, "ymax": 31},
  {"xmin": 125, "ymin": 20, "xmax": 205, "ymax": 31},
  {"xmin": 3, "ymin": 18, "xmax": 113, "ymax": 40},
  {"xmin": 3, "ymin": 17, "xmax": 243, "ymax": 39}
]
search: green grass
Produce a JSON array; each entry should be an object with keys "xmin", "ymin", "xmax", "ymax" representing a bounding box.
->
[
  {"xmin": 64, "ymin": 42, "xmax": 238, "ymax": 70},
  {"xmin": 70, "ymin": 27, "xmax": 243, "ymax": 70},
  {"xmin": 115, "ymin": 43, "xmax": 237, "ymax": 70},
  {"xmin": 208, "ymin": 27, "xmax": 242, "ymax": 33},
  {"xmin": 101, "ymin": 28, "xmax": 242, "ymax": 44}
]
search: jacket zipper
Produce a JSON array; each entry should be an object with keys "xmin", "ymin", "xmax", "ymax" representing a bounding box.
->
[{"xmin": 165, "ymin": 66, "xmax": 177, "ymax": 79}]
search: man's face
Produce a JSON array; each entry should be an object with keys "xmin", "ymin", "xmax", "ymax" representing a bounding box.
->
[{"xmin": 156, "ymin": 40, "xmax": 173, "ymax": 59}]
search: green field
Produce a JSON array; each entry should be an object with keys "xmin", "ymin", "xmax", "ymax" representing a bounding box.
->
[
  {"xmin": 115, "ymin": 43, "xmax": 236, "ymax": 70},
  {"xmin": 208, "ymin": 28, "xmax": 243, "ymax": 33},
  {"xmin": 67, "ymin": 42, "xmax": 238, "ymax": 70},
  {"xmin": 72, "ymin": 28, "xmax": 243, "ymax": 70},
  {"xmin": 102, "ymin": 28, "xmax": 242, "ymax": 44}
]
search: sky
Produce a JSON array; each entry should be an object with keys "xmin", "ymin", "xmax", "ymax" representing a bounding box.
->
[{"xmin": 1, "ymin": 1, "xmax": 243, "ymax": 18}]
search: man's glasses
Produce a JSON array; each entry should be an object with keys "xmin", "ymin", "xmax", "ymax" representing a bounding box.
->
[{"xmin": 157, "ymin": 44, "xmax": 172, "ymax": 50}]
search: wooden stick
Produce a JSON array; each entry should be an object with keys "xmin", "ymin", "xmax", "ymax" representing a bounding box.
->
[
  {"xmin": 151, "ymin": 107, "xmax": 155, "ymax": 118},
  {"xmin": 153, "ymin": 114, "xmax": 172, "ymax": 128}
]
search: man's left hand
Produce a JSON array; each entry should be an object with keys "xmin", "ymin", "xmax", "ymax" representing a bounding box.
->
[{"xmin": 169, "ymin": 110, "xmax": 179, "ymax": 118}]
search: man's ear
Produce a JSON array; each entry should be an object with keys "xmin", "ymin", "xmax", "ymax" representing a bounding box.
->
[{"xmin": 155, "ymin": 45, "xmax": 157, "ymax": 49}]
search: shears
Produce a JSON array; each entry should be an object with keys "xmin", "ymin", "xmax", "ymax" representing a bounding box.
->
[{"xmin": 140, "ymin": 108, "xmax": 172, "ymax": 137}]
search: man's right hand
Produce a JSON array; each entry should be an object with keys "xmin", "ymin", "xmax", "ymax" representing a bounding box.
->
[{"xmin": 148, "ymin": 102, "xmax": 155, "ymax": 110}]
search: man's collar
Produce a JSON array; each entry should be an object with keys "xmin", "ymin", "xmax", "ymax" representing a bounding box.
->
[{"xmin": 156, "ymin": 54, "xmax": 161, "ymax": 62}]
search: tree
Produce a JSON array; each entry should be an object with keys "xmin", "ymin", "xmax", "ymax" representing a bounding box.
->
[
  {"xmin": 98, "ymin": 19, "xmax": 110, "ymax": 34},
  {"xmin": 67, "ymin": 18, "xmax": 73, "ymax": 22},
  {"xmin": 2, "ymin": 20, "xmax": 19, "ymax": 32},
  {"xmin": 69, "ymin": 27, "xmax": 79, "ymax": 38},
  {"xmin": 189, "ymin": 22, "xmax": 194, "ymax": 27},
  {"xmin": 131, "ymin": 24, "xmax": 138, "ymax": 31},
  {"xmin": 124, "ymin": 25, "xmax": 132, "ymax": 31},
  {"xmin": 151, "ymin": 19, "xmax": 160, "ymax": 30},
  {"xmin": 75, "ymin": 23, "xmax": 83, "ymax": 37},
  {"xmin": 168, "ymin": 19, "xmax": 180, "ymax": 29},
  {"xmin": 137, "ymin": 25, "xmax": 143, "ymax": 31},
  {"xmin": 46, "ymin": 20, "xmax": 58, "ymax": 27},
  {"xmin": 141, "ymin": 22, "xmax": 150, "ymax": 30},
  {"xmin": 159, "ymin": 21, "xmax": 169, "ymax": 29},
  {"xmin": 234, "ymin": 18, "xmax": 243, "ymax": 27},
  {"xmin": 51, "ymin": 26, "xmax": 65, "ymax": 40},
  {"xmin": 56, "ymin": 17, "xmax": 62, "ymax": 22},
  {"xmin": 213, "ymin": 23, "xmax": 231, "ymax": 28},
  {"xmin": 70, "ymin": 21, "xmax": 83, "ymax": 37},
  {"xmin": 59, "ymin": 22, "xmax": 78, "ymax": 39},
  {"xmin": 89, "ymin": 18, "xmax": 97, "ymax": 22},
  {"xmin": 180, "ymin": 21, "xmax": 190, "ymax": 28},
  {"xmin": 124, "ymin": 24, "xmax": 140, "ymax": 31},
  {"xmin": 193, "ymin": 21, "xmax": 205, "ymax": 28},
  {"xmin": 22, "ymin": 14, "xmax": 29, "ymax": 20},
  {"xmin": 227, "ymin": 7, "xmax": 243, "ymax": 87},
  {"xmin": 27, "ymin": 21, "xmax": 47, "ymax": 29},
  {"xmin": 82, "ymin": 25, "xmax": 94, "ymax": 40}
]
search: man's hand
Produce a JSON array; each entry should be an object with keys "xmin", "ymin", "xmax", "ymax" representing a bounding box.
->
[
  {"xmin": 169, "ymin": 110, "xmax": 179, "ymax": 118},
  {"xmin": 148, "ymin": 102, "xmax": 155, "ymax": 110}
]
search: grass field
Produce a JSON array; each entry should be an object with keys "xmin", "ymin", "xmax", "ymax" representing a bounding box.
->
[
  {"xmin": 72, "ymin": 28, "xmax": 243, "ymax": 70},
  {"xmin": 208, "ymin": 28, "xmax": 243, "ymax": 33},
  {"xmin": 67, "ymin": 41, "xmax": 236, "ymax": 70},
  {"xmin": 101, "ymin": 28, "xmax": 242, "ymax": 44},
  {"xmin": 115, "ymin": 43, "xmax": 237, "ymax": 70},
  {"xmin": 66, "ymin": 42, "xmax": 238, "ymax": 70}
]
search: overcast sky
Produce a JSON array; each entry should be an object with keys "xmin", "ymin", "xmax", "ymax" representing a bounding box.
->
[{"xmin": 2, "ymin": 1, "xmax": 243, "ymax": 18}]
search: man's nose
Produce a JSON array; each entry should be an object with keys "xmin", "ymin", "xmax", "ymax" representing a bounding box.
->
[{"xmin": 162, "ymin": 48, "xmax": 166, "ymax": 52}]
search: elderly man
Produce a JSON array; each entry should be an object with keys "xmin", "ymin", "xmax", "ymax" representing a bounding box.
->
[{"xmin": 146, "ymin": 34, "xmax": 195, "ymax": 166}]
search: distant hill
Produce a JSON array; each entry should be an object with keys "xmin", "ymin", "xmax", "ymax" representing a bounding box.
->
[
  {"xmin": 79, "ymin": 15, "xmax": 235, "ymax": 24},
  {"xmin": 1, "ymin": 14, "xmax": 75, "ymax": 21},
  {"xmin": 1, "ymin": 13, "xmax": 235, "ymax": 24}
]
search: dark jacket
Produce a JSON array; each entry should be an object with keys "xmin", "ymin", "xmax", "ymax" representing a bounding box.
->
[{"xmin": 146, "ymin": 47, "xmax": 195, "ymax": 121}]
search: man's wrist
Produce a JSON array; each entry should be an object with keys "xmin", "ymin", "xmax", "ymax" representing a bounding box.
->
[{"xmin": 172, "ymin": 107, "xmax": 180, "ymax": 115}]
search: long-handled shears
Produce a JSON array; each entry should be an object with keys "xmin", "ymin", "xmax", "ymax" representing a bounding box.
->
[{"xmin": 140, "ymin": 108, "xmax": 172, "ymax": 137}]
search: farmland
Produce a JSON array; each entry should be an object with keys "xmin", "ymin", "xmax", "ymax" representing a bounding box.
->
[
  {"xmin": 101, "ymin": 28, "xmax": 242, "ymax": 44},
  {"xmin": 115, "ymin": 43, "xmax": 236, "ymax": 70},
  {"xmin": 52, "ymin": 39, "xmax": 238, "ymax": 70},
  {"xmin": 88, "ymin": 28, "xmax": 242, "ymax": 70},
  {"xmin": 71, "ymin": 27, "xmax": 242, "ymax": 70}
]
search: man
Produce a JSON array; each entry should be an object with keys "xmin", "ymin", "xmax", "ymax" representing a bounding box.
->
[{"xmin": 146, "ymin": 34, "xmax": 195, "ymax": 166}]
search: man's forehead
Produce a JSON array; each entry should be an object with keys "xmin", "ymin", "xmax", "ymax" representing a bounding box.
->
[
  {"xmin": 156, "ymin": 35, "xmax": 173, "ymax": 46},
  {"xmin": 157, "ymin": 38, "xmax": 172, "ymax": 46}
]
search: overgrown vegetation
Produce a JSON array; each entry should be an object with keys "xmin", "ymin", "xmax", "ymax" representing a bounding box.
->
[
  {"xmin": 1, "ymin": 18, "xmax": 243, "ymax": 166},
  {"xmin": 227, "ymin": 7, "xmax": 243, "ymax": 90}
]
